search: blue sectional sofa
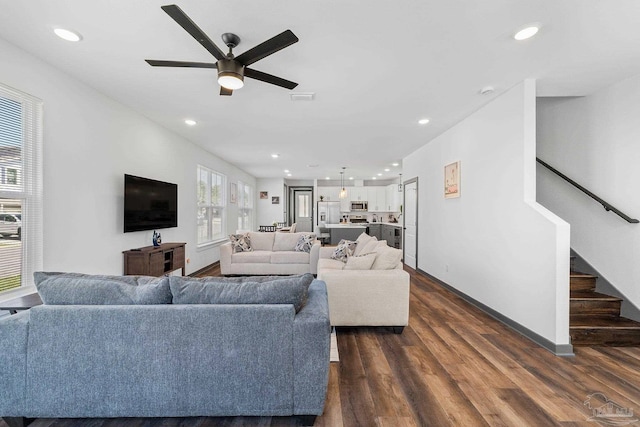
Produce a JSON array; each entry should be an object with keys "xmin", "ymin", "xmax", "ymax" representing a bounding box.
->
[{"xmin": 0, "ymin": 273, "xmax": 330, "ymax": 427}]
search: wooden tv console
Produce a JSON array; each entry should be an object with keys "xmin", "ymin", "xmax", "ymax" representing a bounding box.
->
[{"xmin": 123, "ymin": 242, "xmax": 186, "ymax": 276}]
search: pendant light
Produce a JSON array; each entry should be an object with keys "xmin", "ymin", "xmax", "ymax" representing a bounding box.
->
[
  {"xmin": 338, "ymin": 167, "xmax": 347, "ymax": 199},
  {"xmin": 398, "ymin": 173, "xmax": 403, "ymax": 192}
]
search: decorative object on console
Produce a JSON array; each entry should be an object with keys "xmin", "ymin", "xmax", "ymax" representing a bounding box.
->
[
  {"xmin": 152, "ymin": 230, "xmax": 162, "ymax": 246},
  {"xmin": 445, "ymin": 161, "xmax": 461, "ymax": 199}
]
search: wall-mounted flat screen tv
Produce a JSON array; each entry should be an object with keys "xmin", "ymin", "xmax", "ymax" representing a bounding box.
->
[{"xmin": 124, "ymin": 174, "xmax": 178, "ymax": 233}]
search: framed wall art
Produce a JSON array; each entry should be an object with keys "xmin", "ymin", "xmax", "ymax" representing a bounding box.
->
[
  {"xmin": 230, "ymin": 182, "xmax": 238, "ymax": 204},
  {"xmin": 444, "ymin": 161, "xmax": 460, "ymax": 199},
  {"xmin": 260, "ymin": 191, "xmax": 269, "ymax": 199}
]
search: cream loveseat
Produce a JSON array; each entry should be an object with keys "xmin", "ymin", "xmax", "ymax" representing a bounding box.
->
[
  {"xmin": 220, "ymin": 232, "xmax": 321, "ymax": 276},
  {"xmin": 317, "ymin": 233, "xmax": 410, "ymax": 333}
]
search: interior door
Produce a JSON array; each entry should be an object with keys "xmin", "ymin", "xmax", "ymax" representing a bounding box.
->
[
  {"xmin": 404, "ymin": 179, "xmax": 418, "ymax": 269},
  {"xmin": 294, "ymin": 190, "xmax": 313, "ymax": 232}
]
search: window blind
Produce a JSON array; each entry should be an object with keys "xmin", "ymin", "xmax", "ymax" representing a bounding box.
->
[{"xmin": 0, "ymin": 83, "xmax": 43, "ymax": 292}]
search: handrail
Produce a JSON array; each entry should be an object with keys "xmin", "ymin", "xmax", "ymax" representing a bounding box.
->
[{"xmin": 537, "ymin": 158, "xmax": 639, "ymax": 224}]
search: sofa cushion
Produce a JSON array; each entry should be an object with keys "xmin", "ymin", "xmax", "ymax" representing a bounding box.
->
[
  {"xmin": 169, "ymin": 273, "xmax": 314, "ymax": 313},
  {"xmin": 271, "ymin": 251, "xmax": 310, "ymax": 264},
  {"xmin": 354, "ymin": 235, "xmax": 379, "ymax": 256},
  {"xmin": 353, "ymin": 233, "xmax": 374, "ymax": 256},
  {"xmin": 273, "ymin": 232, "xmax": 303, "ymax": 251},
  {"xmin": 318, "ymin": 258, "xmax": 345, "ymax": 270},
  {"xmin": 249, "ymin": 231, "xmax": 275, "ymax": 251},
  {"xmin": 34, "ymin": 272, "xmax": 171, "ymax": 305},
  {"xmin": 331, "ymin": 239, "xmax": 357, "ymax": 262},
  {"xmin": 231, "ymin": 250, "xmax": 272, "ymax": 264},
  {"xmin": 344, "ymin": 253, "xmax": 377, "ymax": 270},
  {"xmin": 294, "ymin": 233, "xmax": 316, "ymax": 253},
  {"xmin": 372, "ymin": 244, "xmax": 403, "ymax": 270},
  {"xmin": 229, "ymin": 233, "xmax": 252, "ymax": 253}
]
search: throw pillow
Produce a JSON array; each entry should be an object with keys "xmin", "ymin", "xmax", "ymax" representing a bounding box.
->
[
  {"xmin": 35, "ymin": 272, "xmax": 172, "ymax": 305},
  {"xmin": 330, "ymin": 239, "xmax": 357, "ymax": 263},
  {"xmin": 229, "ymin": 233, "xmax": 252, "ymax": 253},
  {"xmin": 371, "ymin": 244, "xmax": 403, "ymax": 270},
  {"xmin": 169, "ymin": 273, "xmax": 314, "ymax": 313},
  {"xmin": 344, "ymin": 252, "xmax": 377, "ymax": 270},
  {"xmin": 294, "ymin": 233, "xmax": 316, "ymax": 253}
]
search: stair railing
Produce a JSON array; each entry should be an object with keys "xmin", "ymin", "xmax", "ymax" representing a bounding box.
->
[{"xmin": 537, "ymin": 158, "xmax": 639, "ymax": 224}]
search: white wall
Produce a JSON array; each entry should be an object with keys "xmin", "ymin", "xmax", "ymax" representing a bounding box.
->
[
  {"xmin": 537, "ymin": 73, "xmax": 640, "ymax": 315},
  {"xmin": 0, "ymin": 38, "xmax": 255, "ymax": 277},
  {"xmin": 403, "ymin": 81, "xmax": 571, "ymax": 347},
  {"xmin": 256, "ymin": 178, "xmax": 285, "ymax": 227}
]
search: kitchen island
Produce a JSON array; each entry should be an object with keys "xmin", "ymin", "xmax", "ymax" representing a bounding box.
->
[{"xmin": 324, "ymin": 223, "xmax": 367, "ymax": 245}]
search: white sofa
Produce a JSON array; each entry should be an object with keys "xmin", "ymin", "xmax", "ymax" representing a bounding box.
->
[
  {"xmin": 220, "ymin": 231, "xmax": 321, "ymax": 276},
  {"xmin": 316, "ymin": 237, "xmax": 410, "ymax": 333}
]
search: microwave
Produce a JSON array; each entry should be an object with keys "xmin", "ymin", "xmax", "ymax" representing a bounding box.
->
[{"xmin": 350, "ymin": 201, "xmax": 368, "ymax": 211}]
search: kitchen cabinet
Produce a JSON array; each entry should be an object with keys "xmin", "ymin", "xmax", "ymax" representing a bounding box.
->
[
  {"xmin": 386, "ymin": 184, "xmax": 401, "ymax": 212},
  {"xmin": 368, "ymin": 223, "xmax": 381, "ymax": 240},
  {"xmin": 319, "ymin": 186, "xmax": 341, "ymax": 202},
  {"xmin": 350, "ymin": 187, "xmax": 367, "ymax": 201},
  {"xmin": 367, "ymin": 187, "xmax": 387, "ymax": 211},
  {"xmin": 381, "ymin": 224, "xmax": 402, "ymax": 249}
]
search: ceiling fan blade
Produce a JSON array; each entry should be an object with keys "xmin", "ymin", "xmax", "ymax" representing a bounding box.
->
[
  {"xmin": 161, "ymin": 4, "xmax": 226, "ymax": 61},
  {"xmin": 245, "ymin": 68, "xmax": 298, "ymax": 90},
  {"xmin": 145, "ymin": 59, "xmax": 217, "ymax": 68},
  {"xmin": 220, "ymin": 87, "xmax": 233, "ymax": 96},
  {"xmin": 235, "ymin": 30, "xmax": 299, "ymax": 66}
]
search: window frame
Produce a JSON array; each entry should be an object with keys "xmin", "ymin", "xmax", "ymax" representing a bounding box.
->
[{"xmin": 196, "ymin": 165, "xmax": 227, "ymax": 247}]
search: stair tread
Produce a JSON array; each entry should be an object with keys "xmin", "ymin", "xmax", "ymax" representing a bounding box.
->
[
  {"xmin": 570, "ymin": 272, "xmax": 598, "ymax": 279},
  {"xmin": 570, "ymin": 317, "xmax": 640, "ymax": 329},
  {"xmin": 570, "ymin": 291, "xmax": 622, "ymax": 301}
]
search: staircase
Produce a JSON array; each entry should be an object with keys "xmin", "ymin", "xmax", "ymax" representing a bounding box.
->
[{"xmin": 570, "ymin": 267, "xmax": 640, "ymax": 346}]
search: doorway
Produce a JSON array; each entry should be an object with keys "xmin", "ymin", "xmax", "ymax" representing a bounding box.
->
[
  {"xmin": 289, "ymin": 187, "xmax": 313, "ymax": 232},
  {"xmin": 403, "ymin": 178, "xmax": 418, "ymax": 269}
]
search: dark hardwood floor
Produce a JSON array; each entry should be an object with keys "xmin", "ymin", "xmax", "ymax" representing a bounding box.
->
[{"xmin": 4, "ymin": 265, "xmax": 640, "ymax": 426}]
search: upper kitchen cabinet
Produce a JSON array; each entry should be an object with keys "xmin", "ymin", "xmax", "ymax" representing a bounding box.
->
[
  {"xmin": 367, "ymin": 187, "xmax": 387, "ymax": 212},
  {"xmin": 350, "ymin": 187, "xmax": 367, "ymax": 201},
  {"xmin": 386, "ymin": 184, "xmax": 402, "ymax": 211},
  {"xmin": 319, "ymin": 186, "xmax": 341, "ymax": 202}
]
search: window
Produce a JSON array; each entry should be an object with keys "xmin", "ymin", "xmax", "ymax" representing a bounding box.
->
[
  {"xmin": 197, "ymin": 165, "xmax": 226, "ymax": 245},
  {"xmin": 237, "ymin": 181, "xmax": 254, "ymax": 231},
  {"xmin": 0, "ymin": 84, "xmax": 43, "ymax": 294}
]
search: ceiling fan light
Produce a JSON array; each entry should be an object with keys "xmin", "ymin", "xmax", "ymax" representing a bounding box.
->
[{"xmin": 218, "ymin": 73, "xmax": 244, "ymax": 90}]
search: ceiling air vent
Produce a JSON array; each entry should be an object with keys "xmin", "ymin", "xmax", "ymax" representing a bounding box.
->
[{"xmin": 290, "ymin": 92, "xmax": 315, "ymax": 101}]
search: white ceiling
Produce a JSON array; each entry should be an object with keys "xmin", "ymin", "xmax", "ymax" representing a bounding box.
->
[{"xmin": 1, "ymin": 1, "xmax": 640, "ymax": 180}]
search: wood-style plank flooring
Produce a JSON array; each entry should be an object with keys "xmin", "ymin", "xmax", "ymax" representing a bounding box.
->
[{"xmin": 4, "ymin": 264, "xmax": 640, "ymax": 426}]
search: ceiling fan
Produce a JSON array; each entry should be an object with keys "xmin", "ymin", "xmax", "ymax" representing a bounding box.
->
[{"xmin": 145, "ymin": 4, "xmax": 299, "ymax": 96}]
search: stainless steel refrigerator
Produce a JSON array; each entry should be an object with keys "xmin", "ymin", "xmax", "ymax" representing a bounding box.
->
[{"xmin": 317, "ymin": 201, "xmax": 340, "ymax": 226}]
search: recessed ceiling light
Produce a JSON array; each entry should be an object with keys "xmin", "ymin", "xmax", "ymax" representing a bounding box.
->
[
  {"xmin": 283, "ymin": 169, "xmax": 290, "ymax": 173},
  {"xmin": 514, "ymin": 25, "xmax": 539, "ymax": 41},
  {"xmin": 377, "ymin": 173, "xmax": 382, "ymax": 176},
  {"xmin": 479, "ymin": 86, "xmax": 495, "ymax": 95},
  {"xmin": 271, "ymin": 154, "xmax": 279, "ymax": 159},
  {"xmin": 392, "ymin": 163, "xmax": 399, "ymax": 167},
  {"xmin": 53, "ymin": 27, "xmax": 82, "ymax": 42},
  {"xmin": 384, "ymin": 168, "xmax": 390, "ymax": 172},
  {"xmin": 349, "ymin": 177, "xmax": 354, "ymax": 180},
  {"xmin": 372, "ymin": 177, "xmax": 377, "ymax": 180},
  {"xmin": 184, "ymin": 119, "xmax": 197, "ymax": 126},
  {"xmin": 287, "ymin": 173, "xmax": 292, "ymax": 177},
  {"xmin": 418, "ymin": 118, "xmax": 430, "ymax": 125},
  {"xmin": 325, "ymin": 177, "xmax": 330, "ymax": 180}
]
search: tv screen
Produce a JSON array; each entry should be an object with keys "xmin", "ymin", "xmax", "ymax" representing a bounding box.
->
[{"xmin": 124, "ymin": 174, "xmax": 178, "ymax": 233}]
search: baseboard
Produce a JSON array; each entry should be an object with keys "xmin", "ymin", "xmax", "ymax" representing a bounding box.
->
[{"xmin": 417, "ymin": 269, "xmax": 574, "ymax": 357}]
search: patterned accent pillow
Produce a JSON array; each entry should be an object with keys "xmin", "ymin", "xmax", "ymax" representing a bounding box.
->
[
  {"xmin": 229, "ymin": 233, "xmax": 252, "ymax": 253},
  {"xmin": 294, "ymin": 233, "xmax": 316, "ymax": 253},
  {"xmin": 330, "ymin": 239, "xmax": 357, "ymax": 263}
]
